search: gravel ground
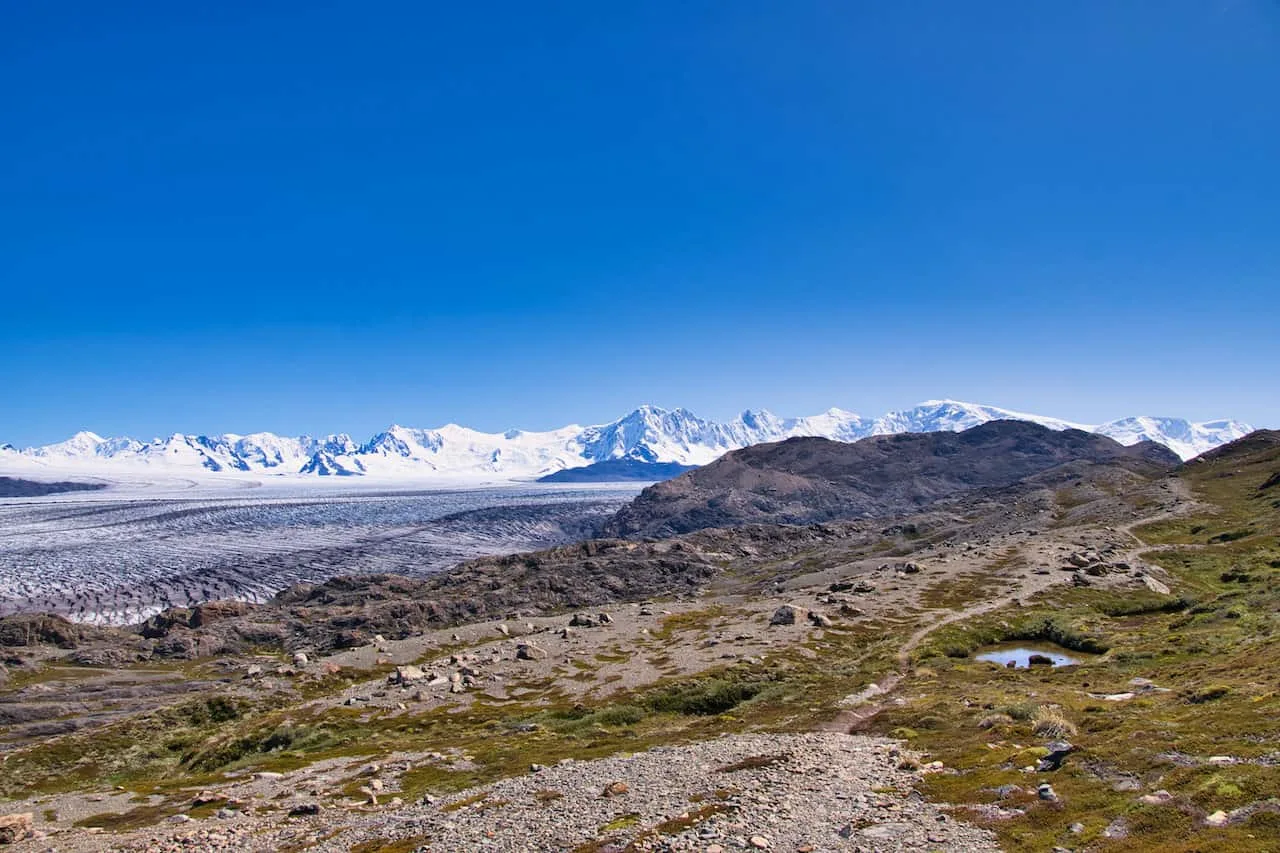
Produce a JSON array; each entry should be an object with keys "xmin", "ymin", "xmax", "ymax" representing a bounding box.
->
[{"xmin": 59, "ymin": 733, "xmax": 998, "ymax": 852}]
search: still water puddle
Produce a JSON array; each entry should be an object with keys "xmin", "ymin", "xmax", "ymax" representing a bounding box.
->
[{"xmin": 974, "ymin": 644, "xmax": 1080, "ymax": 668}]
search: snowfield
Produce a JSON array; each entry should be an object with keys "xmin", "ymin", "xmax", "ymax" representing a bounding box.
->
[{"xmin": 0, "ymin": 483, "xmax": 639, "ymax": 625}]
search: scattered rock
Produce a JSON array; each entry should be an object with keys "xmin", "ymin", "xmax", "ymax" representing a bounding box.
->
[
  {"xmin": 516, "ymin": 643, "xmax": 548, "ymax": 661},
  {"xmin": 1036, "ymin": 741, "xmax": 1075, "ymax": 772},
  {"xmin": 0, "ymin": 813, "xmax": 33, "ymax": 845},
  {"xmin": 807, "ymin": 610, "xmax": 833, "ymax": 628},
  {"xmin": 390, "ymin": 664, "xmax": 427, "ymax": 684},
  {"xmin": 1102, "ymin": 817, "xmax": 1129, "ymax": 839},
  {"xmin": 769, "ymin": 605, "xmax": 804, "ymax": 626}
]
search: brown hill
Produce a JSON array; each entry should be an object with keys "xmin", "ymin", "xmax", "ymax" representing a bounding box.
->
[{"xmin": 603, "ymin": 420, "xmax": 1179, "ymax": 538}]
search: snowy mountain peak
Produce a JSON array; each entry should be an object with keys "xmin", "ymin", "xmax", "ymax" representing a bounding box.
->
[{"xmin": 2, "ymin": 402, "xmax": 1255, "ymax": 482}]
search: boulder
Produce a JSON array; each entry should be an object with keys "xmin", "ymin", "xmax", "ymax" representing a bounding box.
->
[
  {"xmin": 389, "ymin": 665, "xmax": 426, "ymax": 684},
  {"xmin": 1027, "ymin": 654, "xmax": 1054, "ymax": 666},
  {"xmin": 516, "ymin": 643, "xmax": 547, "ymax": 661},
  {"xmin": 0, "ymin": 813, "xmax": 33, "ymax": 845},
  {"xmin": 602, "ymin": 781, "xmax": 629, "ymax": 797},
  {"xmin": 807, "ymin": 611, "xmax": 834, "ymax": 628},
  {"xmin": 770, "ymin": 605, "xmax": 804, "ymax": 626},
  {"xmin": 1036, "ymin": 741, "xmax": 1075, "ymax": 772}
]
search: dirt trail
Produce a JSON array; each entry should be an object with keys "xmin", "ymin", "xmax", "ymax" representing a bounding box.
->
[
  {"xmin": 818, "ymin": 545, "xmax": 1051, "ymax": 733},
  {"xmin": 818, "ymin": 485, "xmax": 1191, "ymax": 735}
]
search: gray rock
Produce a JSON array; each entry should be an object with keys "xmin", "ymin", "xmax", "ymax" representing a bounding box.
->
[
  {"xmin": 516, "ymin": 643, "xmax": 547, "ymax": 661},
  {"xmin": 770, "ymin": 605, "xmax": 804, "ymax": 626},
  {"xmin": 1036, "ymin": 741, "xmax": 1074, "ymax": 772},
  {"xmin": 389, "ymin": 664, "xmax": 427, "ymax": 684},
  {"xmin": 807, "ymin": 610, "xmax": 834, "ymax": 628}
]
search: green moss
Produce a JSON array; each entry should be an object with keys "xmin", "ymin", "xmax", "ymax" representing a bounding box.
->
[{"xmin": 600, "ymin": 812, "xmax": 641, "ymax": 831}]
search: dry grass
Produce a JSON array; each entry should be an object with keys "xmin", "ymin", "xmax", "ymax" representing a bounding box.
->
[{"xmin": 1030, "ymin": 705, "xmax": 1077, "ymax": 739}]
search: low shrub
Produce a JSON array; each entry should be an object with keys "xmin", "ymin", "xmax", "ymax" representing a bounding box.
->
[{"xmin": 1186, "ymin": 684, "xmax": 1232, "ymax": 704}]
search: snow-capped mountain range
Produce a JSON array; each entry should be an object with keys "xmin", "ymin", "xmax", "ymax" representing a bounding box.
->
[{"xmin": 0, "ymin": 401, "xmax": 1253, "ymax": 482}]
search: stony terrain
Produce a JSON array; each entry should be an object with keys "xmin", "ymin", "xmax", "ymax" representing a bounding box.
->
[{"xmin": 0, "ymin": 425, "xmax": 1276, "ymax": 851}]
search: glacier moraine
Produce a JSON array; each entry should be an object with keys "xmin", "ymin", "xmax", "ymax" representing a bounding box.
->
[{"xmin": 0, "ymin": 483, "xmax": 640, "ymax": 625}]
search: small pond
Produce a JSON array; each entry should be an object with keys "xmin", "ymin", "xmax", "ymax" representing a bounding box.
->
[{"xmin": 974, "ymin": 644, "xmax": 1081, "ymax": 668}]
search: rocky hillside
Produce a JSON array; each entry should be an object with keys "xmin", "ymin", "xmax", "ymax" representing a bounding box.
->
[
  {"xmin": 604, "ymin": 420, "xmax": 1180, "ymax": 538},
  {"xmin": 0, "ymin": 478, "xmax": 105, "ymax": 498}
]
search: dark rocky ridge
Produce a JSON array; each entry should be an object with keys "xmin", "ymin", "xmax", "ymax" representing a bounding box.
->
[
  {"xmin": 0, "ymin": 477, "xmax": 107, "ymax": 498},
  {"xmin": 536, "ymin": 459, "xmax": 697, "ymax": 483},
  {"xmin": 603, "ymin": 421, "xmax": 1180, "ymax": 538}
]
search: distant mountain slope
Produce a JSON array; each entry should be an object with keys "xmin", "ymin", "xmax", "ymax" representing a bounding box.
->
[
  {"xmin": 0, "ymin": 477, "xmax": 107, "ymax": 498},
  {"xmin": 536, "ymin": 460, "xmax": 697, "ymax": 483},
  {"xmin": 0, "ymin": 400, "xmax": 1249, "ymax": 481},
  {"xmin": 603, "ymin": 421, "xmax": 1181, "ymax": 538}
]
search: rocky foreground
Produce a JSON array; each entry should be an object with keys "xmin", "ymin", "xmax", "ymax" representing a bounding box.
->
[{"xmin": 9, "ymin": 734, "xmax": 998, "ymax": 852}]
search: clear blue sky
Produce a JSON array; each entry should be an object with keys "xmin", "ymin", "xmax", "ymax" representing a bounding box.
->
[{"xmin": 3, "ymin": 1, "xmax": 1277, "ymax": 446}]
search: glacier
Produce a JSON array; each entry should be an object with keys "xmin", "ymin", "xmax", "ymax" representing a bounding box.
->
[{"xmin": 0, "ymin": 400, "xmax": 1253, "ymax": 483}]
